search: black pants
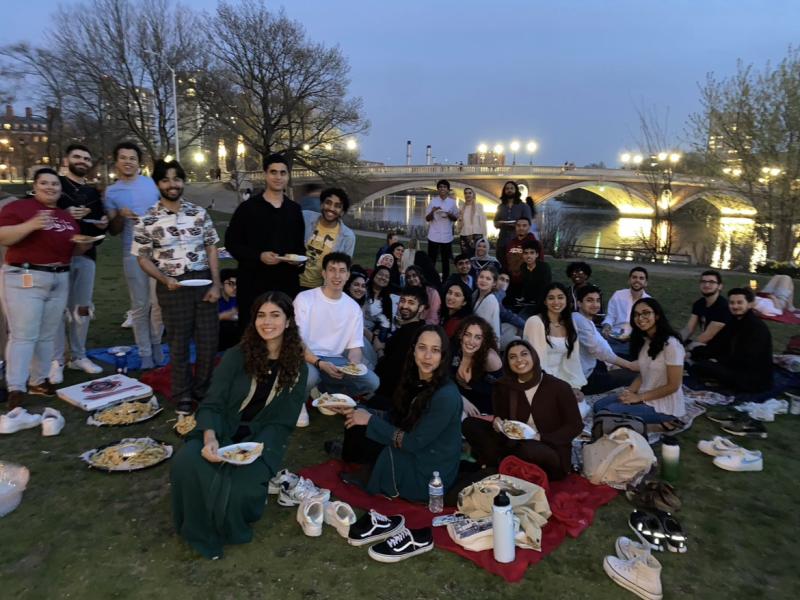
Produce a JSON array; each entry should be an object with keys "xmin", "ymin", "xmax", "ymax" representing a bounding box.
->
[
  {"xmin": 689, "ymin": 360, "xmax": 767, "ymax": 393},
  {"xmin": 427, "ymin": 240, "xmax": 453, "ymax": 280},
  {"xmin": 582, "ymin": 361, "xmax": 638, "ymax": 395},
  {"xmin": 342, "ymin": 424, "xmax": 385, "ymax": 465}
]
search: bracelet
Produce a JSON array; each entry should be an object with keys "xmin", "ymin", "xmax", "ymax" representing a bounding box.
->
[{"xmin": 315, "ymin": 358, "xmax": 321, "ymax": 369}]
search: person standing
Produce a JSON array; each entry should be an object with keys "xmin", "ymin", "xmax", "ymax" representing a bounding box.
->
[
  {"xmin": 493, "ymin": 181, "xmax": 532, "ymax": 265},
  {"xmin": 457, "ymin": 187, "xmax": 486, "ymax": 257},
  {"xmin": 225, "ymin": 154, "xmax": 306, "ymax": 331},
  {"xmin": 300, "ymin": 187, "xmax": 356, "ymax": 290},
  {"xmin": 105, "ymin": 142, "xmax": 163, "ymax": 369},
  {"xmin": 50, "ymin": 144, "xmax": 108, "ymax": 382},
  {"xmin": 503, "ymin": 217, "xmax": 543, "ymax": 288},
  {"xmin": 132, "ymin": 160, "xmax": 221, "ymax": 416},
  {"xmin": 425, "ymin": 179, "xmax": 458, "ymax": 279}
]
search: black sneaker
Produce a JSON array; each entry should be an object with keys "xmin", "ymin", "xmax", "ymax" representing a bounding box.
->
[
  {"xmin": 721, "ymin": 417, "xmax": 767, "ymax": 438},
  {"xmin": 347, "ymin": 510, "xmax": 405, "ymax": 547},
  {"xmin": 28, "ymin": 381, "xmax": 56, "ymax": 397},
  {"xmin": 705, "ymin": 406, "xmax": 743, "ymax": 424},
  {"xmin": 367, "ymin": 527, "xmax": 434, "ymax": 563}
]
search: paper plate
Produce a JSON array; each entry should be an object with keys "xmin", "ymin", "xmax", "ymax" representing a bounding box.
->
[
  {"xmin": 179, "ymin": 279, "xmax": 213, "ymax": 287},
  {"xmin": 86, "ymin": 396, "xmax": 162, "ymax": 427},
  {"xmin": 312, "ymin": 393, "xmax": 356, "ymax": 415},
  {"xmin": 278, "ymin": 254, "xmax": 308, "ymax": 263},
  {"xmin": 338, "ymin": 363, "xmax": 367, "ymax": 376},
  {"xmin": 80, "ymin": 437, "xmax": 173, "ymax": 472},
  {"xmin": 217, "ymin": 442, "xmax": 264, "ymax": 465},
  {"xmin": 71, "ymin": 234, "xmax": 106, "ymax": 243},
  {"xmin": 502, "ymin": 420, "xmax": 536, "ymax": 440}
]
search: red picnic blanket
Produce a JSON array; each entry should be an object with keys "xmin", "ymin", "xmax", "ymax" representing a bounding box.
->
[
  {"xmin": 299, "ymin": 457, "xmax": 617, "ymax": 582},
  {"xmin": 758, "ymin": 309, "xmax": 800, "ymax": 325}
]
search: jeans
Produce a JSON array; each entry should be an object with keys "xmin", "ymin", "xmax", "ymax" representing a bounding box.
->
[
  {"xmin": 306, "ymin": 355, "xmax": 379, "ymax": 398},
  {"xmin": 123, "ymin": 254, "xmax": 163, "ymax": 357},
  {"xmin": 53, "ymin": 255, "xmax": 96, "ymax": 362},
  {"xmin": 427, "ymin": 240, "xmax": 453, "ymax": 279},
  {"xmin": 1, "ymin": 266, "xmax": 69, "ymax": 390},
  {"xmin": 593, "ymin": 394, "xmax": 674, "ymax": 424},
  {"xmin": 606, "ymin": 337, "xmax": 632, "ymax": 360}
]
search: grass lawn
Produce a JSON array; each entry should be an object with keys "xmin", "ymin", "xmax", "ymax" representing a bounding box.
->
[{"xmin": 1, "ymin": 222, "xmax": 797, "ymax": 599}]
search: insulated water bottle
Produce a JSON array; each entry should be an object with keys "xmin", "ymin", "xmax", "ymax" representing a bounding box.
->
[
  {"xmin": 661, "ymin": 438, "xmax": 680, "ymax": 483},
  {"xmin": 428, "ymin": 471, "xmax": 444, "ymax": 513},
  {"xmin": 492, "ymin": 490, "xmax": 515, "ymax": 563}
]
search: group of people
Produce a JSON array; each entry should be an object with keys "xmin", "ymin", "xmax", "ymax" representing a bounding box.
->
[{"xmin": 0, "ymin": 155, "xmax": 787, "ymax": 561}]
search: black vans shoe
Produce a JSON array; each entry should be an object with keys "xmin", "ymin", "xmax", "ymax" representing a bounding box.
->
[
  {"xmin": 368, "ymin": 527, "xmax": 434, "ymax": 563},
  {"xmin": 347, "ymin": 510, "xmax": 405, "ymax": 547}
]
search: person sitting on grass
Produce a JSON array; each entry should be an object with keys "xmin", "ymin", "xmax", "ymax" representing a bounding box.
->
[
  {"xmin": 593, "ymin": 298, "xmax": 686, "ymax": 432},
  {"xmin": 218, "ymin": 268, "xmax": 240, "ymax": 352},
  {"xmin": 566, "ymin": 261, "xmax": 595, "ymax": 309},
  {"xmin": 752, "ymin": 274, "xmax": 797, "ymax": 316},
  {"xmin": 601, "ymin": 266, "xmax": 650, "ymax": 357},
  {"xmin": 374, "ymin": 231, "xmax": 399, "ymax": 266},
  {"xmin": 680, "ymin": 270, "xmax": 731, "ymax": 349},
  {"xmin": 340, "ymin": 325, "xmax": 462, "ymax": 502},
  {"xmin": 170, "ymin": 291, "xmax": 307, "ymax": 560},
  {"xmin": 514, "ymin": 240, "xmax": 552, "ymax": 317},
  {"xmin": 462, "ymin": 339, "xmax": 583, "ymax": 481},
  {"xmin": 452, "ymin": 315, "xmax": 503, "ymax": 416},
  {"xmin": 471, "ymin": 266, "xmax": 502, "ymax": 342},
  {"xmin": 403, "ymin": 265, "xmax": 441, "ymax": 325},
  {"xmin": 387, "ymin": 241, "xmax": 406, "ymax": 291},
  {"xmin": 469, "ymin": 236, "xmax": 501, "ymax": 273},
  {"xmin": 440, "ymin": 279, "xmax": 474, "ymax": 338},
  {"xmin": 689, "ymin": 287, "xmax": 773, "ymax": 394},
  {"xmin": 444, "ymin": 253, "xmax": 475, "ymax": 290}
]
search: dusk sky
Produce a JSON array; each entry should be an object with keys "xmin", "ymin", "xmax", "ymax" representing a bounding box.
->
[{"xmin": 2, "ymin": 0, "xmax": 798, "ymax": 166}]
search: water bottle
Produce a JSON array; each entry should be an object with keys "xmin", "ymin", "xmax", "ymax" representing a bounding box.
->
[
  {"xmin": 428, "ymin": 471, "xmax": 444, "ymax": 513},
  {"xmin": 661, "ymin": 438, "xmax": 680, "ymax": 483},
  {"xmin": 114, "ymin": 351, "xmax": 128, "ymax": 375},
  {"xmin": 492, "ymin": 490, "xmax": 515, "ymax": 563}
]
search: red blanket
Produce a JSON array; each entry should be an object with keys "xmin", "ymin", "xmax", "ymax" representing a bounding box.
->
[
  {"xmin": 299, "ymin": 458, "xmax": 617, "ymax": 582},
  {"xmin": 759, "ymin": 309, "xmax": 800, "ymax": 325}
]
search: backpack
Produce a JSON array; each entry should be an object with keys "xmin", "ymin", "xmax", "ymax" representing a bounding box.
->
[
  {"xmin": 582, "ymin": 427, "xmax": 656, "ymax": 489},
  {"xmin": 591, "ymin": 409, "xmax": 647, "ymax": 441}
]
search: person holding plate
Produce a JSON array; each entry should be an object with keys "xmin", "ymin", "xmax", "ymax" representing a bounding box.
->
[
  {"xmin": 131, "ymin": 159, "xmax": 220, "ymax": 417},
  {"xmin": 462, "ymin": 339, "xmax": 583, "ymax": 480},
  {"xmin": 170, "ymin": 291, "xmax": 308, "ymax": 559}
]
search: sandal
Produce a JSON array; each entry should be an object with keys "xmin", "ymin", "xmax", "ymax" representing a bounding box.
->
[
  {"xmin": 625, "ymin": 480, "xmax": 682, "ymax": 513},
  {"xmin": 628, "ymin": 510, "xmax": 666, "ymax": 552}
]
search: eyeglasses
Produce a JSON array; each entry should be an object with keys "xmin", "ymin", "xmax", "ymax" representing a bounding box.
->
[
  {"xmin": 700, "ymin": 279, "xmax": 719, "ymax": 285},
  {"xmin": 633, "ymin": 310, "xmax": 655, "ymax": 319}
]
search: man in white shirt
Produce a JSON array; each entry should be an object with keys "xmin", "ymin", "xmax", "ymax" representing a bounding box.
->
[
  {"xmin": 573, "ymin": 285, "xmax": 637, "ymax": 394},
  {"xmin": 601, "ymin": 266, "xmax": 650, "ymax": 356},
  {"xmin": 425, "ymin": 179, "xmax": 458, "ymax": 279},
  {"xmin": 295, "ymin": 252, "xmax": 380, "ymax": 418}
]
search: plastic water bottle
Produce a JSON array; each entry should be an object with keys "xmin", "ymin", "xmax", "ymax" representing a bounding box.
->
[
  {"xmin": 492, "ymin": 490, "xmax": 515, "ymax": 563},
  {"xmin": 428, "ymin": 471, "xmax": 444, "ymax": 513}
]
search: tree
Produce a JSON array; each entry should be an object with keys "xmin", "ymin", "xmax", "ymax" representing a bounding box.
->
[
  {"xmin": 690, "ymin": 48, "xmax": 800, "ymax": 262},
  {"xmin": 196, "ymin": 0, "xmax": 369, "ymax": 182}
]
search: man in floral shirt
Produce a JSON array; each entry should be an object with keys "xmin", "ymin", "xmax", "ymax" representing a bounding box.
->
[{"xmin": 132, "ymin": 159, "xmax": 221, "ymax": 416}]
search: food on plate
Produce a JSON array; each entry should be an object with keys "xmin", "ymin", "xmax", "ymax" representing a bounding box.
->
[
  {"xmin": 338, "ymin": 363, "xmax": 364, "ymax": 376},
  {"xmin": 221, "ymin": 443, "xmax": 264, "ymax": 463},
  {"xmin": 284, "ymin": 254, "xmax": 302, "ymax": 261},
  {"xmin": 174, "ymin": 414, "xmax": 197, "ymax": 436},
  {"xmin": 316, "ymin": 393, "xmax": 352, "ymax": 408},
  {"xmin": 503, "ymin": 421, "xmax": 525, "ymax": 439},
  {"xmin": 92, "ymin": 399, "xmax": 158, "ymax": 425},
  {"xmin": 88, "ymin": 439, "xmax": 169, "ymax": 470}
]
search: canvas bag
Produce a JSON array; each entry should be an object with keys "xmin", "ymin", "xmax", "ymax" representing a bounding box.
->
[{"xmin": 582, "ymin": 427, "xmax": 656, "ymax": 488}]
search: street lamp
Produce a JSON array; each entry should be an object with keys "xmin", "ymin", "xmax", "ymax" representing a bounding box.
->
[
  {"xmin": 526, "ymin": 141, "xmax": 538, "ymax": 165},
  {"xmin": 144, "ymin": 50, "xmax": 180, "ymax": 162},
  {"xmin": 193, "ymin": 150, "xmax": 205, "ymax": 164},
  {"xmin": 345, "ymin": 138, "xmax": 358, "ymax": 151},
  {"xmin": 510, "ymin": 140, "xmax": 520, "ymax": 166}
]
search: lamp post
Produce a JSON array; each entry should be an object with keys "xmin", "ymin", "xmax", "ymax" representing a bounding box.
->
[
  {"xmin": 526, "ymin": 140, "xmax": 538, "ymax": 165},
  {"xmin": 144, "ymin": 50, "xmax": 180, "ymax": 162},
  {"xmin": 477, "ymin": 143, "xmax": 488, "ymax": 165},
  {"xmin": 509, "ymin": 140, "xmax": 520, "ymax": 166}
]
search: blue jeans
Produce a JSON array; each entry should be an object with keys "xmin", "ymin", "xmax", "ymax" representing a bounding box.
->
[
  {"xmin": 54, "ymin": 255, "xmax": 96, "ymax": 362},
  {"xmin": 593, "ymin": 394, "xmax": 675, "ymax": 424},
  {"xmin": 1, "ymin": 266, "xmax": 69, "ymax": 390},
  {"xmin": 306, "ymin": 355, "xmax": 379, "ymax": 398}
]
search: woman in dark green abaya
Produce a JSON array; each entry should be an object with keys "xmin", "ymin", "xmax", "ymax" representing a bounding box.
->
[{"xmin": 170, "ymin": 291, "xmax": 307, "ymax": 559}]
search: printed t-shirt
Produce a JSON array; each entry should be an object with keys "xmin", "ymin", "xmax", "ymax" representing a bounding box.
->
[
  {"xmin": 300, "ymin": 220, "xmax": 340, "ymax": 288},
  {"xmin": 0, "ymin": 197, "xmax": 78, "ymax": 265}
]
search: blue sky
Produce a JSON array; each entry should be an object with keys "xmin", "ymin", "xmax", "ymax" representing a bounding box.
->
[{"xmin": 2, "ymin": 0, "xmax": 798, "ymax": 166}]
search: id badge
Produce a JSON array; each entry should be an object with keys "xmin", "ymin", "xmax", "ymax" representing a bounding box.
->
[{"xmin": 22, "ymin": 270, "xmax": 33, "ymax": 288}]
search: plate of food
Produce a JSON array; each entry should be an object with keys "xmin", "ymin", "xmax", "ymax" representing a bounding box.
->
[
  {"xmin": 338, "ymin": 363, "xmax": 367, "ymax": 376},
  {"xmin": 312, "ymin": 392, "xmax": 356, "ymax": 415},
  {"xmin": 502, "ymin": 420, "xmax": 536, "ymax": 440},
  {"xmin": 80, "ymin": 437, "xmax": 173, "ymax": 472},
  {"xmin": 217, "ymin": 442, "xmax": 264, "ymax": 465},
  {"xmin": 179, "ymin": 279, "xmax": 213, "ymax": 287},
  {"xmin": 278, "ymin": 254, "xmax": 308, "ymax": 263},
  {"xmin": 86, "ymin": 396, "xmax": 162, "ymax": 427},
  {"xmin": 71, "ymin": 234, "xmax": 106, "ymax": 243}
]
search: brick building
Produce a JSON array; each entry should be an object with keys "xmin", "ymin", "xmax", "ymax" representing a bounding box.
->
[{"xmin": 0, "ymin": 105, "xmax": 50, "ymax": 181}]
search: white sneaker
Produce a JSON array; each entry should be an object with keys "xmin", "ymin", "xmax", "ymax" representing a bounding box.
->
[
  {"xmin": 0, "ymin": 408, "xmax": 43, "ymax": 434},
  {"xmin": 278, "ymin": 476, "xmax": 330, "ymax": 507},
  {"xmin": 41, "ymin": 407, "xmax": 65, "ymax": 436},
  {"xmin": 296, "ymin": 404, "xmax": 310, "ymax": 428},
  {"xmin": 713, "ymin": 448, "xmax": 763, "ymax": 472},
  {"xmin": 297, "ymin": 496, "xmax": 325, "ymax": 537},
  {"xmin": 603, "ymin": 554, "xmax": 663, "ymax": 600},
  {"xmin": 268, "ymin": 468, "xmax": 299, "ymax": 495},
  {"xmin": 697, "ymin": 436, "xmax": 742, "ymax": 457},
  {"xmin": 324, "ymin": 500, "xmax": 357, "ymax": 538},
  {"xmin": 48, "ymin": 361, "xmax": 64, "ymax": 385},
  {"xmin": 67, "ymin": 357, "xmax": 103, "ymax": 375},
  {"xmin": 121, "ymin": 311, "xmax": 133, "ymax": 328},
  {"xmin": 615, "ymin": 536, "xmax": 650, "ymax": 561}
]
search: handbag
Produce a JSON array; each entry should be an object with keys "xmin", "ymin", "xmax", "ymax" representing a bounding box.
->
[
  {"xmin": 582, "ymin": 427, "xmax": 656, "ymax": 488},
  {"xmin": 591, "ymin": 409, "xmax": 646, "ymax": 441}
]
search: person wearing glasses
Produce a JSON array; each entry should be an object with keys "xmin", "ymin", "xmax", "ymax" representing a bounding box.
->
[
  {"xmin": 680, "ymin": 270, "xmax": 731, "ymax": 349},
  {"xmin": 218, "ymin": 268, "xmax": 239, "ymax": 351}
]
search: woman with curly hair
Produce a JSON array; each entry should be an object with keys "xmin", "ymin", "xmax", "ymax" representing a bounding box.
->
[
  {"xmin": 593, "ymin": 297, "xmax": 686, "ymax": 430},
  {"xmin": 452, "ymin": 315, "xmax": 503, "ymax": 415},
  {"xmin": 363, "ymin": 265, "xmax": 395, "ymax": 339},
  {"xmin": 170, "ymin": 291, "xmax": 308, "ymax": 559},
  {"xmin": 340, "ymin": 325, "xmax": 463, "ymax": 502}
]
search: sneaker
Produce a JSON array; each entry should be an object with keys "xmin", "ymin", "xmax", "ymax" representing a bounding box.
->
[
  {"xmin": 67, "ymin": 357, "xmax": 103, "ymax": 375},
  {"xmin": 720, "ymin": 417, "xmax": 767, "ymax": 438},
  {"xmin": 347, "ymin": 510, "xmax": 405, "ymax": 547},
  {"xmin": 121, "ymin": 311, "xmax": 133, "ymax": 328},
  {"xmin": 0, "ymin": 407, "xmax": 43, "ymax": 434},
  {"xmin": 28, "ymin": 381, "xmax": 56, "ymax": 397},
  {"xmin": 615, "ymin": 536, "xmax": 650, "ymax": 562},
  {"xmin": 603, "ymin": 554, "xmax": 663, "ymax": 600},
  {"xmin": 697, "ymin": 436, "xmax": 742, "ymax": 457},
  {"xmin": 713, "ymin": 448, "xmax": 763, "ymax": 472},
  {"xmin": 705, "ymin": 406, "xmax": 744, "ymax": 424},
  {"xmin": 268, "ymin": 468, "xmax": 299, "ymax": 495},
  {"xmin": 48, "ymin": 361, "xmax": 64, "ymax": 385},
  {"xmin": 296, "ymin": 404, "xmax": 310, "ymax": 428},
  {"xmin": 277, "ymin": 476, "xmax": 330, "ymax": 507},
  {"xmin": 324, "ymin": 500, "xmax": 357, "ymax": 538},
  {"xmin": 296, "ymin": 495, "xmax": 325, "ymax": 537},
  {"xmin": 41, "ymin": 407, "xmax": 65, "ymax": 437},
  {"xmin": 367, "ymin": 527, "xmax": 434, "ymax": 563}
]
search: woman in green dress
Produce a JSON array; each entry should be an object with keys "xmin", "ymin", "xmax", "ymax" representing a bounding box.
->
[
  {"xmin": 342, "ymin": 325, "xmax": 463, "ymax": 502},
  {"xmin": 170, "ymin": 291, "xmax": 307, "ymax": 559}
]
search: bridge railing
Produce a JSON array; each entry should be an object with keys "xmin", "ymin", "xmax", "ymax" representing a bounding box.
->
[{"xmin": 569, "ymin": 244, "xmax": 693, "ymax": 265}]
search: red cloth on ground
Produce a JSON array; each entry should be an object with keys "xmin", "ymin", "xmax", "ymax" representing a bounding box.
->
[
  {"xmin": 299, "ymin": 459, "xmax": 617, "ymax": 582},
  {"xmin": 758, "ymin": 309, "xmax": 800, "ymax": 325},
  {"xmin": 140, "ymin": 366, "xmax": 173, "ymax": 400}
]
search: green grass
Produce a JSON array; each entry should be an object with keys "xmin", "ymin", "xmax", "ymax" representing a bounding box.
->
[{"xmin": 1, "ymin": 226, "xmax": 798, "ymax": 599}]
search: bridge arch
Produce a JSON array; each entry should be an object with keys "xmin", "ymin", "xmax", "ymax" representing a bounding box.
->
[
  {"xmin": 358, "ymin": 180, "xmax": 500, "ymax": 207},
  {"xmin": 537, "ymin": 181, "xmax": 655, "ymax": 216},
  {"xmin": 672, "ymin": 189, "xmax": 757, "ymax": 216}
]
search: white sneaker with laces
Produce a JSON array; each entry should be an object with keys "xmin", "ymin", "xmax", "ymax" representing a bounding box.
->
[
  {"xmin": 295, "ymin": 404, "xmax": 310, "ymax": 428},
  {"xmin": 268, "ymin": 468, "xmax": 299, "ymax": 495},
  {"xmin": 41, "ymin": 407, "xmax": 65, "ymax": 436},
  {"xmin": 48, "ymin": 361, "xmax": 64, "ymax": 385},
  {"xmin": 278, "ymin": 476, "xmax": 330, "ymax": 507},
  {"xmin": 615, "ymin": 536, "xmax": 650, "ymax": 561},
  {"xmin": 713, "ymin": 448, "xmax": 763, "ymax": 472},
  {"xmin": 121, "ymin": 311, "xmax": 133, "ymax": 328},
  {"xmin": 697, "ymin": 436, "xmax": 742, "ymax": 457},
  {"xmin": 324, "ymin": 500, "xmax": 357, "ymax": 538},
  {"xmin": 297, "ymin": 495, "xmax": 325, "ymax": 537},
  {"xmin": 603, "ymin": 553, "xmax": 663, "ymax": 600},
  {"xmin": 67, "ymin": 357, "xmax": 103, "ymax": 375},
  {"xmin": 0, "ymin": 408, "xmax": 43, "ymax": 435}
]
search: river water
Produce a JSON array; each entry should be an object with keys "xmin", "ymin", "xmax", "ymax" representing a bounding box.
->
[{"xmin": 349, "ymin": 191, "xmax": 798, "ymax": 271}]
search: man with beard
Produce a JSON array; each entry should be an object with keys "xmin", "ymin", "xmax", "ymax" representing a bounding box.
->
[
  {"xmin": 601, "ymin": 266, "xmax": 650, "ymax": 357},
  {"xmin": 49, "ymin": 144, "xmax": 108, "ymax": 383},
  {"xmin": 680, "ymin": 270, "xmax": 731, "ymax": 349},
  {"xmin": 132, "ymin": 160, "xmax": 220, "ymax": 417},
  {"xmin": 493, "ymin": 180, "xmax": 532, "ymax": 265},
  {"xmin": 300, "ymin": 187, "xmax": 356, "ymax": 290}
]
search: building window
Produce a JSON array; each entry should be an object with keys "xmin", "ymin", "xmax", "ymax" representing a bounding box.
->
[
  {"xmin": 42, "ymin": 136, "xmax": 48, "ymax": 142},
  {"xmin": 33, "ymin": 136, "xmax": 39, "ymax": 142}
]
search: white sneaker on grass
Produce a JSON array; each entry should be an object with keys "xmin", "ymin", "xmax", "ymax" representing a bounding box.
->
[
  {"xmin": 296, "ymin": 404, "xmax": 310, "ymax": 428},
  {"xmin": 0, "ymin": 408, "xmax": 43, "ymax": 435},
  {"xmin": 697, "ymin": 436, "xmax": 742, "ymax": 457},
  {"xmin": 278, "ymin": 476, "xmax": 330, "ymax": 507},
  {"xmin": 268, "ymin": 468, "xmax": 299, "ymax": 495},
  {"xmin": 713, "ymin": 448, "xmax": 763, "ymax": 472},
  {"xmin": 48, "ymin": 361, "xmax": 64, "ymax": 385},
  {"xmin": 324, "ymin": 501, "xmax": 357, "ymax": 538},
  {"xmin": 41, "ymin": 407, "xmax": 65, "ymax": 437},
  {"xmin": 67, "ymin": 357, "xmax": 103, "ymax": 375},
  {"xmin": 297, "ymin": 495, "xmax": 325, "ymax": 537},
  {"xmin": 603, "ymin": 553, "xmax": 663, "ymax": 600},
  {"xmin": 615, "ymin": 536, "xmax": 650, "ymax": 562}
]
